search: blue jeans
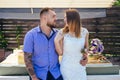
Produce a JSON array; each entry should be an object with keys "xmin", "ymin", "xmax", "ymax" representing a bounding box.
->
[
  {"xmin": 29, "ymin": 71, "xmax": 63, "ymax": 80},
  {"xmin": 46, "ymin": 71, "xmax": 63, "ymax": 80}
]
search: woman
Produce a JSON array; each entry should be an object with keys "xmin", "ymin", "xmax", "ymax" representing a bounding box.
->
[{"xmin": 54, "ymin": 9, "xmax": 89, "ymax": 80}]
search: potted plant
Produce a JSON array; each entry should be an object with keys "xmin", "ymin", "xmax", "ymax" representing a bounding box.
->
[
  {"xmin": 12, "ymin": 25, "xmax": 24, "ymax": 64},
  {"xmin": 16, "ymin": 25, "xmax": 22, "ymax": 49},
  {"xmin": 0, "ymin": 30, "xmax": 8, "ymax": 62},
  {"xmin": 13, "ymin": 25, "xmax": 23, "ymax": 55}
]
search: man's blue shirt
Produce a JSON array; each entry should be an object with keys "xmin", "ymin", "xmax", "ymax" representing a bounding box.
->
[{"xmin": 23, "ymin": 25, "xmax": 61, "ymax": 80}]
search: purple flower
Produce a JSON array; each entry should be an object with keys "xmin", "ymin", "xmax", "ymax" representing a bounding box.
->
[{"xmin": 88, "ymin": 38, "xmax": 104, "ymax": 55}]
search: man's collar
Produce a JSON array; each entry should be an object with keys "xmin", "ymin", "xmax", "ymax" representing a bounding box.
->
[
  {"xmin": 37, "ymin": 25, "xmax": 55, "ymax": 33},
  {"xmin": 37, "ymin": 25, "xmax": 42, "ymax": 33}
]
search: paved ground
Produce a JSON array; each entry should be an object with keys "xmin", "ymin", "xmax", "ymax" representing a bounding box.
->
[
  {"xmin": 87, "ymin": 75, "xmax": 120, "ymax": 80},
  {"xmin": 0, "ymin": 75, "xmax": 120, "ymax": 80}
]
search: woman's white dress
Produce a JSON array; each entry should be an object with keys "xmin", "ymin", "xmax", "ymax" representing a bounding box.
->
[{"xmin": 60, "ymin": 28, "xmax": 89, "ymax": 80}]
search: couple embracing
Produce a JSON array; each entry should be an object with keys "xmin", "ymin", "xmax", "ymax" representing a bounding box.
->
[{"xmin": 23, "ymin": 8, "xmax": 89, "ymax": 80}]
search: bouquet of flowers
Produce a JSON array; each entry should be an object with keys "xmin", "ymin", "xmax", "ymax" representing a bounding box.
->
[
  {"xmin": 82, "ymin": 38, "xmax": 106, "ymax": 63},
  {"xmin": 82, "ymin": 38, "xmax": 104, "ymax": 55},
  {"xmin": 88, "ymin": 38, "xmax": 104, "ymax": 55},
  {"xmin": 83, "ymin": 38, "xmax": 111, "ymax": 63}
]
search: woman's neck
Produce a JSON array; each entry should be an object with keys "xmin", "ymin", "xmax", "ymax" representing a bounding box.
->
[{"xmin": 68, "ymin": 31, "xmax": 75, "ymax": 37}]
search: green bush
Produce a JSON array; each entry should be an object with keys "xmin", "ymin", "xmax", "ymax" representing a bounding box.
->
[
  {"xmin": 0, "ymin": 30, "xmax": 8, "ymax": 49},
  {"xmin": 113, "ymin": 0, "xmax": 120, "ymax": 6}
]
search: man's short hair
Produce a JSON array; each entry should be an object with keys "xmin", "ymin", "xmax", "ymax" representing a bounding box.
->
[{"xmin": 40, "ymin": 8, "xmax": 53, "ymax": 17}]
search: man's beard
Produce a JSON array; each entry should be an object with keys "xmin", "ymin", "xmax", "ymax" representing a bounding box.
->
[{"xmin": 47, "ymin": 23, "xmax": 56, "ymax": 28}]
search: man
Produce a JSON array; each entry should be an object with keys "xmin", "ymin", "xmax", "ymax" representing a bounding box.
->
[{"xmin": 23, "ymin": 8, "xmax": 63, "ymax": 80}]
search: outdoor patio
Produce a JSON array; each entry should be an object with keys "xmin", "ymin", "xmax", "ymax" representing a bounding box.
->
[{"xmin": 0, "ymin": 0, "xmax": 120, "ymax": 80}]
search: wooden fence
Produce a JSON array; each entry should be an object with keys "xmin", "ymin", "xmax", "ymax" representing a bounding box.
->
[
  {"xmin": 0, "ymin": 19, "xmax": 39, "ymax": 50},
  {"xmin": 0, "ymin": 7, "xmax": 120, "ymax": 55},
  {"xmin": 82, "ymin": 7, "xmax": 120, "ymax": 55}
]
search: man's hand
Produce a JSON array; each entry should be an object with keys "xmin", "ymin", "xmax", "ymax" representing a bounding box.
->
[
  {"xmin": 31, "ymin": 75, "xmax": 39, "ymax": 80},
  {"xmin": 31, "ymin": 77, "xmax": 39, "ymax": 80},
  {"xmin": 80, "ymin": 54, "xmax": 88, "ymax": 66}
]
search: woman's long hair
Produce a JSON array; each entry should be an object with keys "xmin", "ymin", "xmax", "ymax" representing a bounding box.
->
[{"xmin": 63, "ymin": 9, "xmax": 82, "ymax": 38}]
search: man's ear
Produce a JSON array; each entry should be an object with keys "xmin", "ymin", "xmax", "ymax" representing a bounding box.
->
[{"xmin": 42, "ymin": 15, "xmax": 47, "ymax": 21}]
